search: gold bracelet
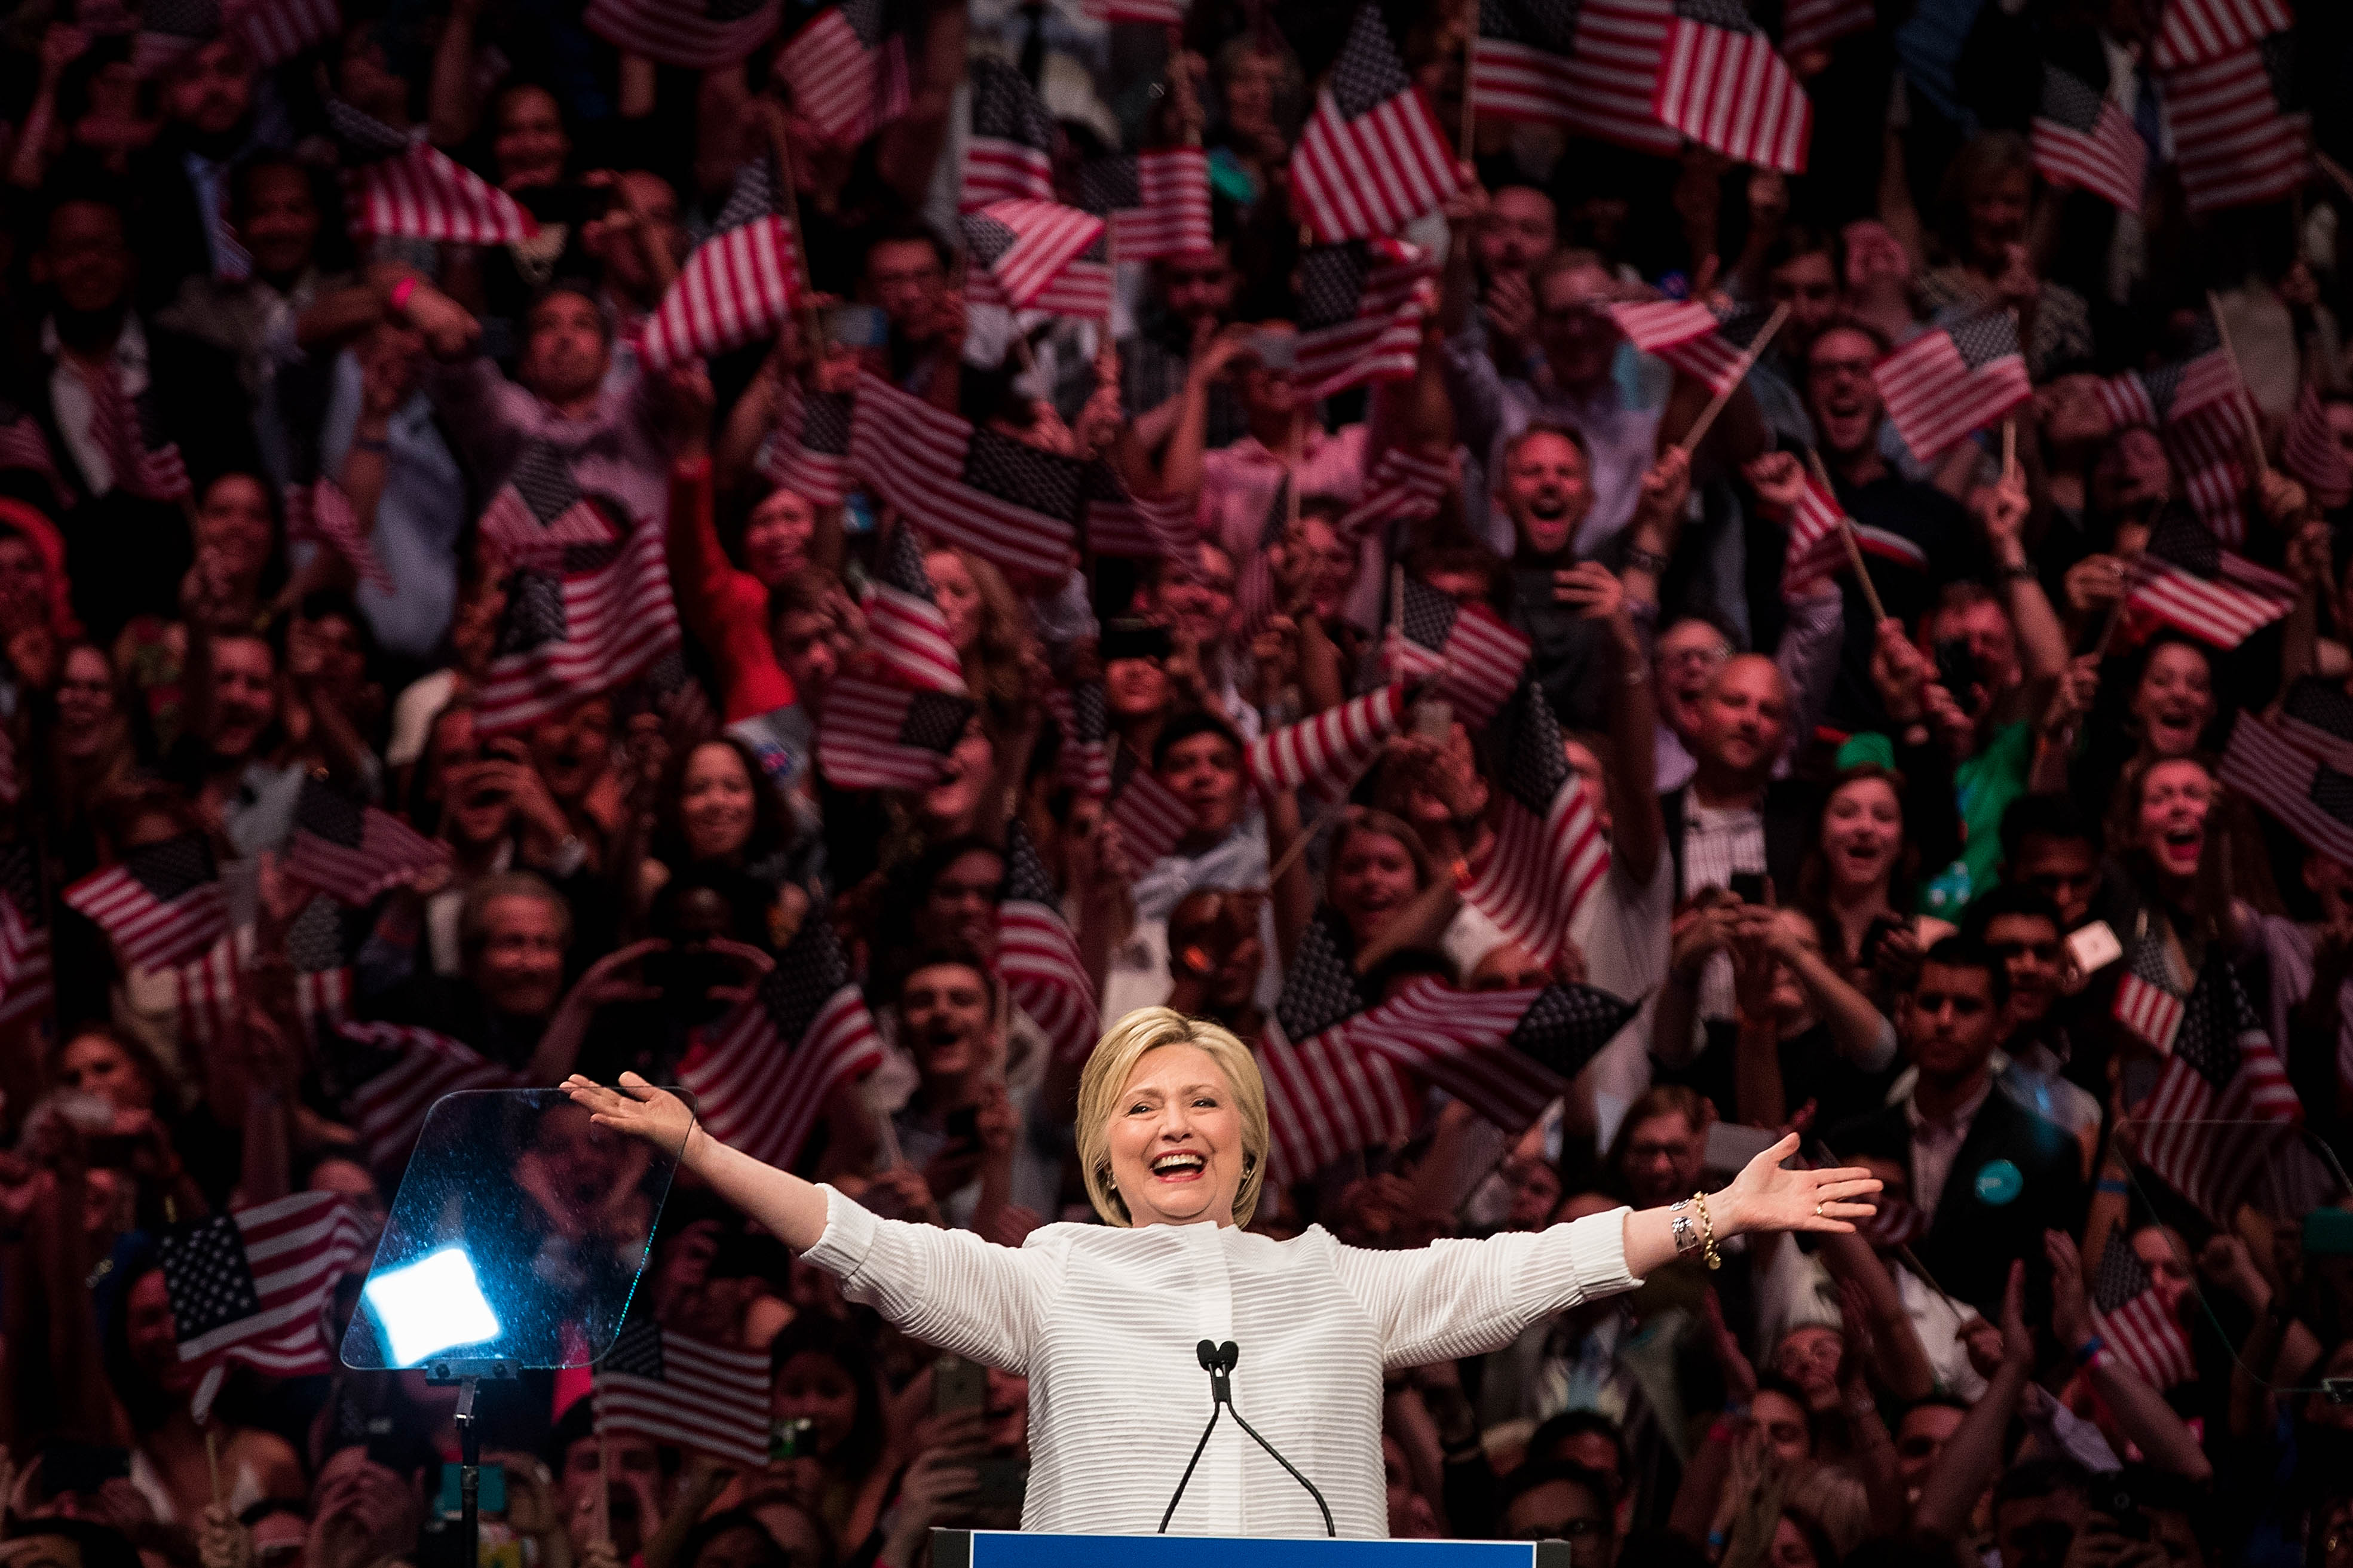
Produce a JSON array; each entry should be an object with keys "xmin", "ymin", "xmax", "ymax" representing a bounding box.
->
[{"xmin": 1692, "ymin": 1190, "xmax": 1721, "ymax": 1271}]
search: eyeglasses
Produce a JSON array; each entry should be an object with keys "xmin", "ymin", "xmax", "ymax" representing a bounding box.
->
[{"xmin": 1659, "ymin": 643, "xmax": 1733, "ymax": 671}]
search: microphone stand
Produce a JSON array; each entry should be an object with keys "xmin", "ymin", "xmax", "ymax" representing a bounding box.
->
[{"xmin": 1158, "ymin": 1340, "xmax": 1335, "ymax": 1537}]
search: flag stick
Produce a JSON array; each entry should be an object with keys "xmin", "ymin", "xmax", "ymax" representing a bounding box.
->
[
  {"xmin": 1459, "ymin": 23, "xmax": 1477, "ymax": 158},
  {"xmin": 2205, "ymin": 289, "xmax": 2271, "ymax": 477},
  {"xmin": 206, "ymin": 1429, "xmax": 222, "ymax": 1509},
  {"xmin": 1805, "ymin": 449, "xmax": 1886, "ymax": 623},
  {"xmin": 2319, "ymin": 150, "xmax": 2353, "ymax": 201},
  {"xmin": 765, "ymin": 107, "xmax": 822, "ymax": 350},
  {"xmin": 2001, "ymin": 418, "xmax": 2017, "ymax": 486},
  {"xmin": 1263, "ymin": 743, "xmax": 1387, "ymax": 890},
  {"xmin": 1674, "ymin": 302, "xmax": 1790, "ymax": 457}
]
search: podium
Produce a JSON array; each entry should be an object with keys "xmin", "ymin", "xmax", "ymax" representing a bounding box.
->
[{"xmin": 931, "ymin": 1534, "xmax": 1574, "ymax": 1567}]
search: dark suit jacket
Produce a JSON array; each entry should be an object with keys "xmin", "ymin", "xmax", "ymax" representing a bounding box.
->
[
  {"xmin": 10, "ymin": 320, "xmax": 259, "ymax": 640},
  {"xmin": 1831, "ymin": 1079, "xmax": 2088, "ymax": 1318}
]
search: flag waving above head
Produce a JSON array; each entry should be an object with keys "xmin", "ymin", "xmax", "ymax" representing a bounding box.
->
[
  {"xmin": 1046, "ymin": 681, "xmax": 1113, "ymax": 799},
  {"xmin": 2132, "ymin": 953, "xmax": 2302, "ymax": 1224},
  {"xmin": 1108, "ymin": 765, "xmax": 1194, "ymax": 866},
  {"xmin": 1246, "ymin": 684, "xmax": 1407, "ymax": 800},
  {"xmin": 1392, "ymin": 578, "xmax": 1530, "ymax": 728},
  {"xmin": 2285, "ymin": 383, "xmax": 2352, "ymax": 510},
  {"xmin": 2123, "ymin": 504, "xmax": 2296, "ymax": 649},
  {"xmin": 134, "ymin": 0, "xmax": 217, "ymax": 76},
  {"xmin": 284, "ymin": 777, "xmax": 449, "ymax": 906},
  {"xmin": 477, "ymin": 523, "xmax": 683, "ymax": 734},
  {"xmin": 1355, "ymin": 977, "xmax": 1638, "ymax": 1135},
  {"xmin": 681, "ymin": 912, "xmax": 885, "ymax": 1171},
  {"xmin": 595, "ymin": 1318, "xmax": 774, "ymax": 1466},
  {"xmin": 964, "ymin": 59, "xmax": 1058, "ymax": 209},
  {"xmin": 2218, "ymin": 713, "xmax": 2353, "ymax": 870},
  {"xmin": 284, "ymin": 477, "xmax": 394, "ymax": 593},
  {"xmin": 1259, "ymin": 912, "xmax": 1414, "ymax": 1181},
  {"xmin": 847, "ymin": 372, "xmax": 1083, "ymax": 579},
  {"xmin": 2151, "ymin": 0, "xmax": 2293, "ymax": 71},
  {"xmin": 1338, "ymin": 447, "xmax": 1454, "ymax": 542},
  {"xmin": 998, "ymin": 820, "xmax": 1098, "ymax": 1066},
  {"xmin": 1083, "ymin": 462, "xmax": 1201, "ymax": 561},
  {"xmin": 2162, "ymin": 30, "xmax": 2308, "ymax": 216},
  {"xmin": 1778, "ymin": 0, "xmax": 1874, "ymax": 57},
  {"xmin": 863, "ymin": 527, "xmax": 968, "ymax": 695},
  {"xmin": 1460, "ymin": 684, "xmax": 1608, "ymax": 966},
  {"xmin": 1653, "ymin": 0, "xmax": 1814, "ymax": 173},
  {"xmin": 160, "ymin": 1192, "xmax": 370, "ymax": 1420},
  {"xmin": 759, "ymin": 381, "xmax": 856, "ymax": 506},
  {"xmin": 817, "ymin": 677, "xmax": 978, "ymax": 790},
  {"xmin": 326, "ymin": 98, "xmax": 537, "ymax": 245},
  {"xmin": 960, "ymin": 201, "xmax": 1111, "ymax": 317},
  {"xmin": 1295, "ymin": 239, "xmax": 1436, "ymax": 399},
  {"xmin": 639, "ymin": 158, "xmax": 802, "ymax": 370},
  {"xmin": 1077, "ymin": 149, "xmax": 1214, "ymax": 261},
  {"xmin": 1290, "ymin": 5, "xmax": 1462, "ymax": 243},
  {"xmin": 480, "ymin": 443, "xmax": 618, "ymax": 565},
  {"xmin": 1609, "ymin": 296, "xmax": 1775, "ymax": 395},
  {"xmin": 335, "ymin": 1021, "xmax": 523, "ymax": 1169},
  {"xmin": 234, "ymin": 0, "xmax": 342, "ymax": 65},
  {"xmin": 2032, "ymin": 62, "xmax": 2146, "ymax": 213},
  {"xmin": 1473, "ymin": 0, "xmax": 1683, "ymax": 154},
  {"xmin": 776, "ymin": 0, "xmax": 911, "ymax": 147},
  {"xmin": 2089, "ymin": 1229, "xmax": 2196, "ymax": 1388},
  {"xmin": 65, "ymin": 834, "xmax": 229, "ymax": 974},
  {"xmin": 1871, "ymin": 308, "xmax": 2033, "ymax": 460},
  {"xmin": 585, "ymin": 0, "xmax": 779, "ymax": 70},
  {"xmin": 2278, "ymin": 676, "xmax": 2353, "ymax": 774}
]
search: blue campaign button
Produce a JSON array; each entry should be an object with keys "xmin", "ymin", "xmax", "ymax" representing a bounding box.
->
[{"xmin": 1975, "ymin": 1159, "xmax": 2023, "ymax": 1206}]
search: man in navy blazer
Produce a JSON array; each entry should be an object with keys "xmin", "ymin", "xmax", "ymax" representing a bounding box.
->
[{"xmin": 1830, "ymin": 937, "xmax": 2087, "ymax": 1319}]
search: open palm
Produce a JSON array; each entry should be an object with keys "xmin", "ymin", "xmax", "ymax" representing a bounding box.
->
[
  {"xmin": 1724, "ymin": 1134, "xmax": 1881, "ymax": 1234},
  {"xmin": 561, "ymin": 1072, "xmax": 698, "ymax": 1161}
]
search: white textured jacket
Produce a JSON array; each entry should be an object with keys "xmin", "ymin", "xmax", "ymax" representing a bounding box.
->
[{"xmin": 800, "ymin": 1186, "xmax": 1641, "ymax": 1538}]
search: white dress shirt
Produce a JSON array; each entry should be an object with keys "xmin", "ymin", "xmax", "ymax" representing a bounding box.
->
[
  {"xmin": 801, "ymin": 1185, "xmax": 1640, "ymax": 1537},
  {"xmin": 44, "ymin": 314, "xmax": 151, "ymax": 496}
]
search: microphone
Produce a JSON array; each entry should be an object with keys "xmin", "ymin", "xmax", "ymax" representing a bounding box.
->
[{"xmin": 1157, "ymin": 1339, "xmax": 1335, "ymax": 1537}]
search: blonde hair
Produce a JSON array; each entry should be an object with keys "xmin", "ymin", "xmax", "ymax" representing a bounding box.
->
[{"xmin": 1075, "ymin": 1008, "xmax": 1271, "ymax": 1228}]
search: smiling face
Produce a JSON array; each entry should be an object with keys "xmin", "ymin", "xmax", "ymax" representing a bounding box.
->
[
  {"xmin": 924, "ymin": 549, "xmax": 982, "ymax": 653},
  {"xmin": 1804, "ymin": 326, "xmax": 1884, "ymax": 458},
  {"xmin": 236, "ymin": 162, "xmax": 320, "ymax": 280},
  {"xmin": 2130, "ymin": 643, "xmax": 2214, "ymax": 757},
  {"xmin": 1104, "ymin": 1044, "xmax": 1246, "ymax": 1228},
  {"xmin": 55, "ymin": 645, "xmax": 115, "ymax": 750},
  {"xmin": 2135, "ymin": 757, "xmax": 2212, "ymax": 883},
  {"xmin": 920, "ymin": 721, "xmax": 995, "ymax": 830},
  {"xmin": 1821, "ymin": 777, "xmax": 1902, "ymax": 894},
  {"xmin": 679, "ymin": 741, "xmax": 758, "ymax": 861},
  {"xmin": 772, "ymin": 1350, "xmax": 860, "ymax": 1456},
  {"xmin": 743, "ymin": 490, "xmax": 817, "ymax": 588},
  {"xmin": 492, "ymin": 84, "xmax": 568, "ymax": 189},
  {"xmin": 59, "ymin": 1031, "xmax": 151, "ymax": 1112},
  {"xmin": 531, "ymin": 697, "xmax": 612, "ymax": 805},
  {"xmin": 899, "ymin": 962, "xmax": 991, "ymax": 1086},
  {"xmin": 1329, "ymin": 824, "xmax": 1423, "ymax": 945},
  {"xmin": 1693, "ymin": 656, "xmax": 1790, "ymax": 789},
  {"xmin": 1476, "ymin": 187, "xmax": 1557, "ymax": 278},
  {"xmin": 1499, "ymin": 429, "xmax": 1592, "ymax": 558},
  {"xmin": 209, "ymin": 634, "xmax": 277, "ymax": 758},
  {"xmin": 1159, "ymin": 731, "xmax": 1246, "ymax": 844},
  {"xmin": 1656, "ymin": 619, "xmax": 1733, "ymax": 738}
]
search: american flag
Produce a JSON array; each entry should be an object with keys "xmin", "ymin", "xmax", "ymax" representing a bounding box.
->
[
  {"xmin": 1871, "ymin": 309, "xmax": 2033, "ymax": 461},
  {"xmin": 1290, "ymin": 5, "xmax": 1462, "ymax": 244},
  {"xmin": 1246, "ymin": 684, "xmax": 1406, "ymax": 800},
  {"xmin": 284, "ymin": 477, "xmax": 394, "ymax": 594},
  {"xmin": 1607, "ymin": 296, "xmax": 1776, "ymax": 395},
  {"xmin": 847, "ymin": 372, "xmax": 1083, "ymax": 579},
  {"xmin": 82, "ymin": 364, "xmax": 190, "ymax": 504},
  {"xmin": 2100, "ymin": 332, "xmax": 2256, "ymax": 542},
  {"xmin": 2113, "ymin": 961, "xmax": 2187, "ymax": 1055},
  {"xmin": 1231, "ymin": 476, "xmax": 1293, "ymax": 643},
  {"xmin": 1295, "ymin": 240, "xmax": 1435, "ymax": 399},
  {"xmin": 998, "ymin": 821, "xmax": 1097, "ymax": 1066},
  {"xmin": 0, "ymin": 844, "xmax": 53, "ymax": 1029},
  {"xmin": 2285, "ymin": 383, "xmax": 2351, "ymax": 510},
  {"xmin": 1472, "ymin": 0, "xmax": 1682, "ymax": 155},
  {"xmin": 283, "ymin": 778, "xmax": 449, "ymax": 906},
  {"xmin": 2122, "ymin": 505, "xmax": 2295, "ymax": 649},
  {"xmin": 2090, "ymin": 1230, "xmax": 2196, "ymax": 1388},
  {"xmin": 477, "ymin": 523, "xmax": 683, "ymax": 734},
  {"xmin": 1461, "ymin": 684, "xmax": 1609, "ymax": 968},
  {"xmin": 2032, "ymin": 62, "xmax": 2145, "ymax": 213},
  {"xmin": 1653, "ymin": 0, "xmax": 1813, "ymax": 173},
  {"xmin": 336, "ymin": 1021, "xmax": 522, "ymax": 1168},
  {"xmin": 865, "ymin": 526, "xmax": 967, "ymax": 695},
  {"xmin": 1338, "ymin": 447, "xmax": 1453, "ymax": 541},
  {"xmin": 2132, "ymin": 952, "xmax": 2302, "ymax": 1224},
  {"xmin": 1355, "ymin": 977, "xmax": 1637, "ymax": 1136},
  {"xmin": 233, "ymin": 0, "xmax": 341, "ymax": 65},
  {"xmin": 1258, "ymin": 913, "xmax": 1414, "ymax": 1180},
  {"xmin": 132, "ymin": 0, "xmax": 216, "ymax": 76},
  {"xmin": 680, "ymin": 913, "xmax": 884, "ymax": 1171},
  {"xmin": 1083, "ymin": 462, "xmax": 1200, "ymax": 560},
  {"xmin": 64, "ymin": 834, "xmax": 228, "ymax": 974},
  {"xmin": 1779, "ymin": 465, "xmax": 1848, "ymax": 596},
  {"xmin": 594, "ymin": 1317, "xmax": 773, "ymax": 1466},
  {"xmin": 1779, "ymin": 0, "xmax": 1874, "ymax": 57},
  {"xmin": 0, "ymin": 403, "xmax": 66, "ymax": 507},
  {"xmin": 585, "ymin": 0, "xmax": 779, "ymax": 71},
  {"xmin": 816, "ymin": 677, "xmax": 976, "ymax": 790},
  {"xmin": 1081, "ymin": 0, "xmax": 1187, "ymax": 20},
  {"xmin": 639, "ymin": 159, "xmax": 802, "ymax": 370},
  {"xmin": 1109, "ymin": 765, "xmax": 1194, "ymax": 865},
  {"xmin": 776, "ymin": 0, "xmax": 910, "ymax": 147},
  {"xmin": 1077, "ymin": 149, "xmax": 1214, "ymax": 260},
  {"xmin": 1046, "ymin": 681, "xmax": 1111, "ymax": 799},
  {"xmin": 479, "ymin": 443, "xmax": 618, "ymax": 566},
  {"xmin": 963, "ymin": 59, "xmax": 1057, "ymax": 209},
  {"xmin": 961, "ymin": 200, "xmax": 1110, "ymax": 316},
  {"xmin": 2150, "ymin": 0, "xmax": 2292, "ymax": 70},
  {"xmin": 285, "ymin": 895, "xmax": 359, "ymax": 1039},
  {"xmin": 1391, "ymin": 578, "xmax": 1529, "ymax": 728},
  {"xmin": 758, "ymin": 382, "xmax": 855, "ymax": 506},
  {"xmin": 2278, "ymin": 676, "xmax": 2353, "ymax": 774},
  {"xmin": 159, "ymin": 1192, "xmax": 370, "ymax": 1414},
  {"xmin": 2162, "ymin": 34, "xmax": 2308, "ymax": 216},
  {"xmin": 2218, "ymin": 713, "xmax": 2353, "ymax": 868},
  {"xmin": 326, "ymin": 99, "xmax": 537, "ymax": 246}
]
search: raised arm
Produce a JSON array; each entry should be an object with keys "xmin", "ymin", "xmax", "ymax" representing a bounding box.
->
[{"xmin": 563, "ymin": 1075, "xmax": 1055, "ymax": 1370}]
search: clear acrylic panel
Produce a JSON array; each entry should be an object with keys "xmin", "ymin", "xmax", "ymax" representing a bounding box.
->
[
  {"xmin": 2116, "ymin": 1121, "xmax": 2353, "ymax": 1398},
  {"xmin": 340, "ymin": 1088, "xmax": 689, "ymax": 1372}
]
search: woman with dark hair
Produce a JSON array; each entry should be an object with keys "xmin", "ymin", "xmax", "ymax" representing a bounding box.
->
[
  {"xmin": 767, "ymin": 1314, "xmax": 893, "ymax": 1551},
  {"xmin": 1793, "ymin": 764, "xmax": 1954, "ymax": 995},
  {"xmin": 641, "ymin": 736, "xmax": 810, "ymax": 921}
]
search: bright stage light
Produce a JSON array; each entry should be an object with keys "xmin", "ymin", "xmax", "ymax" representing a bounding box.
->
[{"xmin": 361, "ymin": 1246, "xmax": 502, "ymax": 1366}]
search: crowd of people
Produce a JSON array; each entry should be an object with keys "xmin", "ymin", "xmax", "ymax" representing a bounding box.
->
[{"xmin": 1, "ymin": 0, "xmax": 2352, "ymax": 1566}]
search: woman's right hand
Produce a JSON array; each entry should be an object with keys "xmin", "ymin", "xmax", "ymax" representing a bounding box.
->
[{"xmin": 561, "ymin": 1073, "xmax": 699, "ymax": 1162}]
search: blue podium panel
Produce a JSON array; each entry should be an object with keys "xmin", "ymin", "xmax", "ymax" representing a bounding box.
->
[{"xmin": 932, "ymin": 1533, "xmax": 1573, "ymax": 1568}]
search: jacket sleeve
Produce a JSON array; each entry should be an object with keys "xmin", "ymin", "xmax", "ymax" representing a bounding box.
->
[
  {"xmin": 1331, "ymin": 1207, "xmax": 1640, "ymax": 1370},
  {"xmin": 799, "ymin": 1184, "xmax": 1064, "ymax": 1374},
  {"xmin": 662, "ymin": 458, "xmax": 795, "ymax": 720}
]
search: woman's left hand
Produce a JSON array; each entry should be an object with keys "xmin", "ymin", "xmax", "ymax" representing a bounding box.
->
[{"xmin": 1720, "ymin": 1134, "xmax": 1880, "ymax": 1236}]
